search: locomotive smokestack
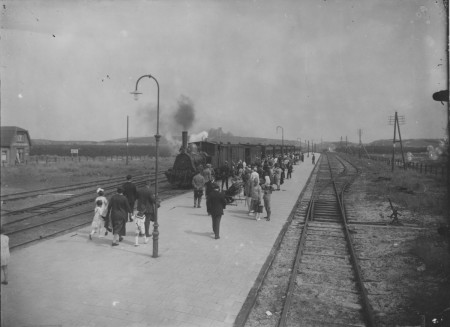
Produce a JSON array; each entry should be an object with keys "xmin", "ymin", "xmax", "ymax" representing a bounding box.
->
[{"xmin": 182, "ymin": 131, "xmax": 188, "ymax": 151}]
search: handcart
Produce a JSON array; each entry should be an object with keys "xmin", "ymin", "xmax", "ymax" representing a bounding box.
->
[{"xmin": 224, "ymin": 180, "xmax": 245, "ymax": 205}]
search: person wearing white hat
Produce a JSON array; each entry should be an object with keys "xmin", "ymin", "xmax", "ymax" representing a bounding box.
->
[{"xmin": 95, "ymin": 188, "xmax": 108, "ymax": 237}]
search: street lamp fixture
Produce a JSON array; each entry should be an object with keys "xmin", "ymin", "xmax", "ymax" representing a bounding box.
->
[
  {"xmin": 276, "ymin": 125, "xmax": 284, "ymax": 157},
  {"xmin": 130, "ymin": 74, "xmax": 160, "ymax": 258}
]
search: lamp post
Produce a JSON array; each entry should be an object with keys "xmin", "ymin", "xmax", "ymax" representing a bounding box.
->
[
  {"xmin": 276, "ymin": 126, "xmax": 284, "ymax": 157},
  {"xmin": 130, "ymin": 74, "xmax": 160, "ymax": 258},
  {"xmin": 297, "ymin": 138, "xmax": 301, "ymax": 153}
]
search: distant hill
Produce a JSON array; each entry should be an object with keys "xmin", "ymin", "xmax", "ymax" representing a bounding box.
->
[
  {"xmin": 32, "ymin": 137, "xmax": 444, "ymax": 150},
  {"xmin": 32, "ymin": 139, "xmax": 98, "ymax": 145},
  {"xmin": 367, "ymin": 139, "xmax": 442, "ymax": 148}
]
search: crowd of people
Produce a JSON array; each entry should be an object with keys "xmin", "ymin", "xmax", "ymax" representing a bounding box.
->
[
  {"xmin": 89, "ymin": 174, "xmax": 158, "ymax": 247},
  {"xmin": 88, "ymin": 151, "xmax": 310, "ymax": 246},
  {"xmin": 190, "ymin": 152, "xmax": 306, "ymax": 239}
]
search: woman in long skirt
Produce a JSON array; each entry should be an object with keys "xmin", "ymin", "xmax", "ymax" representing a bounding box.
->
[{"xmin": 106, "ymin": 187, "xmax": 131, "ymax": 246}]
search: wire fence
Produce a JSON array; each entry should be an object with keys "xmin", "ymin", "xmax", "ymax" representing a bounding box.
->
[
  {"xmin": 358, "ymin": 154, "xmax": 448, "ymax": 180},
  {"xmin": 21, "ymin": 155, "xmax": 152, "ymax": 165}
]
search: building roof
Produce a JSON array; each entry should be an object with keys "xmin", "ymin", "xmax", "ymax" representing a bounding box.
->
[{"xmin": 0, "ymin": 126, "xmax": 32, "ymax": 147}]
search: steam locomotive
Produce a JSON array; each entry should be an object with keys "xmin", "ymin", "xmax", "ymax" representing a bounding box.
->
[{"xmin": 165, "ymin": 131, "xmax": 297, "ymax": 188}]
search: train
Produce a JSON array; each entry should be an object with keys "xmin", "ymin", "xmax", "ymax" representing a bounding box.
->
[{"xmin": 165, "ymin": 131, "xmax": 298, "ymax": 188}]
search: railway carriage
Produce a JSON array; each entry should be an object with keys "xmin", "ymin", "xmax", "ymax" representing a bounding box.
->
[{"xmin": 165, "ymin": 131, "xmax": 268, "ymax": 188}]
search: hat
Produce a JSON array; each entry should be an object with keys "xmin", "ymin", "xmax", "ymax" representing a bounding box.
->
[
  {"xmin": 126, "ymin": 174, "xmax": 132, "ymax": 180},
  {"xmin": 212, "ymin": 183, "xmax": 220, "ymax": 190},
  {"xmin": 96, "ymin": 188, "xmax": 104, "ymax": 194},
  {"xmin": 117, "ymin": 186, "xmax": 124, "ymax": 193}
]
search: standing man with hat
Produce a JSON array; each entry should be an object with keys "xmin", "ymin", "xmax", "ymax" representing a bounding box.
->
[
  {"xmin": 192, "ymin": 167, "xmax": 206, "ymax": 208},
  {"xmin": 220, "ymin": 161, "xmax": 231, "ymax": 191},
  {"xmin": 123, "ymin": 174, "xmax": 138, "ymax": 222},
  {"xmin": 136, "ymin": 181, "xmax": 157, "ymax": 238},
  {"xmin": 206, "ymin": 183, "xmax": 227, "ymax": 240}
]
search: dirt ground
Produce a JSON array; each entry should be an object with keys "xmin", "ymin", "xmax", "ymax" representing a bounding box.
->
[
  {"xmin": 345, "ymin": 158, "xmax": 450, "ymax": 326},
  {"xmin": 2, "ymin": 156, "xmax": 449, "ymax": 326},
  {"xmin": 245, "ymin": 155, "xmax": 450, "ymax": 327}
]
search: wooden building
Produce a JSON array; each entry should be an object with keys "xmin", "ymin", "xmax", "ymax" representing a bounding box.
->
[{"xmin": 1, "ymin": 126, "xmax": 32, "ymax": 165}]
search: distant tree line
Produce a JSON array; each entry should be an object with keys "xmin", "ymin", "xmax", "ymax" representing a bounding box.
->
[{"xmin": 30, "ymin": 144, "xmax": 173, "ymax": 157}]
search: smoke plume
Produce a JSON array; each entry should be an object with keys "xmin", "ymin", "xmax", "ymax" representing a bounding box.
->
[
  {"xmin": 189, "ymin": 131, "xmax": 208, "ymax": 142},
  {"xmin": 174, "ymin": 95, "xmax": 195, "ymax": 130}
]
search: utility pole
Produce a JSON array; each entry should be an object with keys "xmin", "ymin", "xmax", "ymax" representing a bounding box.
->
[
  {"xmin": 388, "ymin": 112, "xmax": 406, "ymax": 172},
  {"xmin": 126, "ymin": 115, "xmax": 129, "ymax": 165},
  {"xmin": 358, "ymin": 129, "xmax": 362, "ymax": 159},
  {"xmin": 358, "ymin": 129, "xmax": 371, "ymax": 159}
]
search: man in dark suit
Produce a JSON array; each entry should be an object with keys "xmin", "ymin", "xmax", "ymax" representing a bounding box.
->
[
  {"xmin": 206, "ymin": 183, "xmax": 227, "ymax": 240},
  {"xmin": 136, "ymin": 182, "xmax": 156, "ymax": 238},
  {"xmin": 123, "ymin": 175, "xmax": 138, "ymax": 222},
  {"xmin": 220, "ymin": 161, "xmax": 231, "ymax": 191}
]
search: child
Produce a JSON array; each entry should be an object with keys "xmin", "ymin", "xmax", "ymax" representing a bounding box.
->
[
  {"xmin": 89, "ymin": 200, "xmax": 104, "ymax": 240},
  {"xmin": 133, "ymin": 211, "xmax": 148, "ymax": 246},
  {"xmin": 95, "ymin": 188, "xmax": 108, "ymax": 236},
  {"xmin": 1, "ymin": 230, "xmax": 10, "ymax": 285}
]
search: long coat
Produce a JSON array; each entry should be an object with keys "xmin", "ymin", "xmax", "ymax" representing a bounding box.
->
[
  {"xmin": 106, "ymin": 193, "xmax": 131, "ymax": 235},
  {"xmin": 136, "ymin": 186, "xmax": 156, "ymax": 220},
  {"xmin": 122, "ymin": 181, "xmax": 138, "ymax": 208},
  {"xmin": 207, "ymin": 190, "xmax": 227, "ymax": 217}
]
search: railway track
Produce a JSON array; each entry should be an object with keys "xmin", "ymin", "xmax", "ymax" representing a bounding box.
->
[
  {"xmin": 0, "ymin": 173, "xmax": 149, "ymax": 202},
  {"xmin": 2, "ymin": 174, "xmax": 189, "ymax": 250},
  {"xmin": 240, "ymin": 152, "xmax": 376, "ymax": 327},
  {"xmin": 0, "ymin": 172, "xmax": 167, "ymax": 219}
]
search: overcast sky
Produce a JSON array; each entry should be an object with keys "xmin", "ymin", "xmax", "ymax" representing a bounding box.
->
[{"xmin": 1, "ymin": 0, "xmax": 448, "ymax": 144}]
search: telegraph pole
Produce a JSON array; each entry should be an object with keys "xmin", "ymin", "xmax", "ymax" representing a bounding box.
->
[
  {"xmin": 389, "ymin": 112, "xmax": 406, "ymax": 172},
  {"xmin": 126, "ymin": 115, "xmax": 129, "ymax": 165},
  {"xmin": 358, "ymin": 129, "xmax": 362, "ymax": 159},
  {"xmin": 358, "ymin": 129, "xmax": 371, "ymax": 159}
]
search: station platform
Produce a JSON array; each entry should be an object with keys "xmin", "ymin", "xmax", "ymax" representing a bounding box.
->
[{"xmin": 1, "ymin": 155, "xmax": 318, "ymax": 327}]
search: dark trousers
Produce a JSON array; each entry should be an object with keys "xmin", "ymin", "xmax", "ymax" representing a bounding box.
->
[
  {"xmin": 194, "ymin": 190, "xmax": 203, "ymax": 207},
  {"xmin": 128, "ymin": 201, "xmax": 135, "ymax": 221},
  {"xmin": 263, "ymin": 195, "xmax": 271, "ymax": 218},
  {"xmin": 221, "ymin": 177, "xmax": 229, "ymax": 190},
  {"xmin": 119, "ymin": 219, "xmax": 126, "ymax": 236},
  {"xmin": 211, "ymin": 214, "xmax": 222, "ymax": 238}
]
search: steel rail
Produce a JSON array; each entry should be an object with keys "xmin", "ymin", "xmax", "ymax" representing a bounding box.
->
[
  {"xmin": 278, "ymin": 152, "xmax": 372, "ymax": 326},
  {"xmin": 334, "ymin": 176, "xmax": 377, "ymax": 327},
  {"xmin": 234, "ymin": 158, "xmax": 321, "ymax": 327},
  {"xmin": 277, "ymin": 157, "xmax": 321, "ymax": 327},
  {"xmin": 1, "ymin": 173, "xmax": 149, "ymax": 202},
  {"xmin": 2, "ymin": 173, "xmax": 165, "ymax": 219},
  {"xmin": 7, "ymin": 186, "xmax": 189, "ymax": 249},
  {"xmin": 277, "ymin": 197, "xmax": 315, "ymax": 327}
]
